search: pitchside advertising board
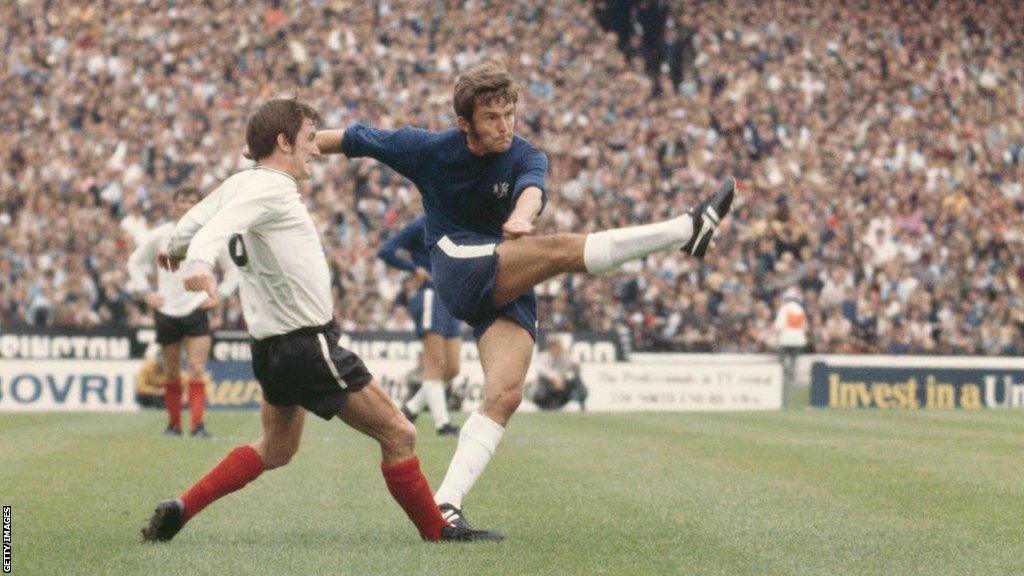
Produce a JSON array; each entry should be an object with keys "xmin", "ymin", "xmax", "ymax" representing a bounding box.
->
[
  {"xmin": 582, "ymin": 360, "xmax": 782, "ymax": 411},
  {"xmin": 0, "ymin": 329, "xmax": 782, "ymax": 412},
  {"xmin": 811, "ymin": 357, "xmax": 1024, "ymax": 409},
  {"xmin": 0, "ymin": 360, "xmax": 141, "ymax": 412}
]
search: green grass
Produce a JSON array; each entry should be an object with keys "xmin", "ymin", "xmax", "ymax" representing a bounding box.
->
[{"xmin": 3, "ymin": 408, "xmax": 1024, "ymax": 576}]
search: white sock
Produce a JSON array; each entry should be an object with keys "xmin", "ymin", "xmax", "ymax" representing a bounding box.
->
[
  {"xmin": 434, "ymin": 411, "xmax": 505, "ymax": 508},
  {"xmin": 405, "ymin": 383, "xmax": 427, "ymax": 414},
  {"xmin": 422, "ymin": 380, "xmax": 451, "ymax": 428},
  {"xmin": 583, "ymin": 214, "xmax": 694, "ymax": 274}
]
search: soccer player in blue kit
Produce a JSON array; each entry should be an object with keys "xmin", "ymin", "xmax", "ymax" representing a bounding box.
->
[
  {"xmin": 317, "ymin": 60, "xmax": 737, "ymax": 530},
  {"xmin": 377, "ymin": 215, "xmax": 461, "ymax": 436}
]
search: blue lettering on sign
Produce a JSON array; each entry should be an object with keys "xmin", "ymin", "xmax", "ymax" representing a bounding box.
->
[
  {"xmin": 11, "ymin": 374, "xmax": 43, "ymax": 403},
  {"xmin": 80, "ymin": 375, "xmax": 108, "ymax": 403},
  {"xmin": 47, "ymin": 374, "xmax": 76, "ymax": 403}
]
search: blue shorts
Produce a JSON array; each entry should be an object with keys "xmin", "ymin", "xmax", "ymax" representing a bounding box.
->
[
  {"xmin": 430, "ymin": 234, "xmax": 538, "ymax": 341},
  {"xmin": 408, "ymin": 284, "xmax": 462, "ymax": 339}
]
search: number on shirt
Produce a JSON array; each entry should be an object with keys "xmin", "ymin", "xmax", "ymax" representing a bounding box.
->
[{"xmin": 229, "ymin": 234, "xmax": 248, "ymax": 267}]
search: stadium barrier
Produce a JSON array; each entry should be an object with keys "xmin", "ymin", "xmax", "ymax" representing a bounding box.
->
[
  {"xmin": 580, "ymin": 360, "xmax": 781, "ymax": 412},
  {"xmin": 0, "ymin": 360, "xmax": 141, "ymax": 412},
  {"xmin": 810, "ymin": 356, "xmax": 1024, "ymax": 409},
  {"xmin": 0, "ymin": 329, "xmax": 787, "ymax": 413}
]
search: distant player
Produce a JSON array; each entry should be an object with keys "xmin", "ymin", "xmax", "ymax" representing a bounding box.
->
[
  {"xmin": 128, "ymin": 187, "xmax": 239, "ymax": 437},
  {"xmin": 316, "ymin": 60, "xmax": 737, "ymax": 529},
  {"xmin": 377, "ymin": 215, "xmax": 461, "ymax": 436},
  {"xmin": 141, "ymin": 98, "xmax": 501, "ymax": 543}
]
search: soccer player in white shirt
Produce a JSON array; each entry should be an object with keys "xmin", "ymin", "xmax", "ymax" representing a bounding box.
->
[
  {"xmin": 142, "ymin": 98, "xmax": 500, "ymax": 544},
  {"xmin": 128, "ymin": 187, "xmax": 239, "ymax": 437}
]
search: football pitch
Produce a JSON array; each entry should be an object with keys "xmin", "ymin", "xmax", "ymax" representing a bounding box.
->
[{"xmin": 4, "ymin": 404, "xmax": 1023, "ymax": 576}]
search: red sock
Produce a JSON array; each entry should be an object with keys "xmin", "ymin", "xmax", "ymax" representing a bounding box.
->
[
  {"xmin": 381, "ymin": 456, "xmax": 449, "ymax": 542},
  {"xmin": 180, "ymin": 445, "xmax": 264, "ymax": 523},
  {"xmin": 164, "ymin": 380, "xmax": 182, "ymax": 429},
  {"xmin": 188, "ymin": 379, "xmax": 206, "ymax": 431}
]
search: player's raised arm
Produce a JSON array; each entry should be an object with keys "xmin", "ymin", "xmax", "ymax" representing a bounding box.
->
[
  {"xmin": 182, "ymin": 187, "xmax": 278, "ymax": 265},
  {"xmin": 326, "ymin": 124, "xmax": 431, "ymax": 180},
  {"xmin": 314, "ymin": 129, "xmax": 344, "ymax": 155},
  {"xmin": 162, "ymin": 185, "xmax": 229, "ymax": 269},
  {"xmin": 179, "ymin": 185, "xmax": 280, "ymax": 297}
]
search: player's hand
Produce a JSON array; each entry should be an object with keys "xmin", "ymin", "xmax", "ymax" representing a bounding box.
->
[
  {"xmin": 199, "ymin": 295, "xmax": 219, "ymax": 310},
  {"xmin": 184, "ymin": 268, "xmax": 218, "ymax": 298},
  {"xmin": 144, "ymin": 293, "xmax": 165, "ymax": 310},
  {"xmin": 413, "ymin": 267, "xmax": 431, "ymax": 283},
  {"xmin": 157, "ymin": 252, "xmax": 182, "ymax": 272},
  {"xmin": 502, "ymin": 217, "xmax": 534, "ymax": 240}
]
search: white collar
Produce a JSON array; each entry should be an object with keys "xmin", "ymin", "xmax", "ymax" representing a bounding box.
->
[{"xmin": 254, "ymin": 164, "xmax": 298, "ymax": 184}]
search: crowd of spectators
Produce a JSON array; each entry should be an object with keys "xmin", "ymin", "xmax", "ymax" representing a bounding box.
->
[{"xmin": 1, "ymin": 0, "xmax": 1022, "ymax": 355}]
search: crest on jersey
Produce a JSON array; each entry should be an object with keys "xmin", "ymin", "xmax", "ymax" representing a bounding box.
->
[{"xmin": 493, "ymin": 181, "xmax": 510, "ymax": 198}]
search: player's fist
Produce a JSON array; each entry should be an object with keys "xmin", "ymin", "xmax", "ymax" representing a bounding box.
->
[
  {"xmin": 157, "ymin": 252, "xmax": 182, "ymax": 272},
  {"xmin": 502, "ymin": 217, "xmax": 534, "ymax": 240},
  {"xmin": 183, "ymin": 265, "xmax": 218, "ymax": 299},
  {"xmin": 199, "ymin": 295, "xmax": 219, "ymax": 310}
]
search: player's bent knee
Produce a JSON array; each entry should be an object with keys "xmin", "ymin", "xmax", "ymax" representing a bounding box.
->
[
  {"xmin": 379, "ymin": 413, "xmax": 417, "ymax": 456},
  {"xmin": 483, "ymin": 387, "xmax": 522, "ymax": 419},
  {"xmin": 394, "ymin": 417, "xmax": 418, "ymax": 451},
  {"xmin": 262, "ymin": 446, "xmax": 297, "ymax": 470},
  {"xmin": 252, "ymin": 439, "xmax": 299, "ymax": 470}
]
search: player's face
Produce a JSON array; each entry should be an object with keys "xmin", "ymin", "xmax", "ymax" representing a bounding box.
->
[
  {"xmin": 467, "ymin": 100, "xmax": 516, "ymax": 154},
  {"xmin": 288, "ymin": 118, "xmax": 320, "ymax": 181},
  {"xmin": 172, "ymin": 195, "xmax": 199, "ymax": 219}
]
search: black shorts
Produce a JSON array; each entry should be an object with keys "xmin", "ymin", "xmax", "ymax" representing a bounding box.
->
[
  {"xmin": 250, "ymin": 321, "xmax": 373, "ymax": 420},
  {"xmin": 155, "ymin": 308, "xmax": 211, "ymax": 345}
]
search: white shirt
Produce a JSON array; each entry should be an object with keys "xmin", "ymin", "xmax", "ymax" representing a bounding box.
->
[
  {"xmin": 127, "ymin": 221, "xmax": 239, "ymax": 317},
  {"xmin": 774, "ymin": 300, "xmax": 808, "ymax": 348},
  {"xmin": 167, "ymin": 166, "xmax": 333, "ymax": 339}
]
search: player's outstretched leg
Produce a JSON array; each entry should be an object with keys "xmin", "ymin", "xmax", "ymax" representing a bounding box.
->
[
  {"xmin": 680, "ymin": 177, "xmax": 737, "ymax": 258},
  {"xmin": 491, "ymin": 178, "xmax": 738, "ymax": 306},
  {"xmin": 142, "ymin": 403, "xmax": 302, "ymax": 542},
  {"xmin": 582, "ymin": 176, "xmax": 737, "ymax": 274},
  {"xmin": 338, "ymin": 381, "xmax": 503, "ymax": 542}
]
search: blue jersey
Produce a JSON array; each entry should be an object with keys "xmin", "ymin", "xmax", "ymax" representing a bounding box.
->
[
  {"xmin": 376, "ymin": 215, "xmax": 431, "ymax": 273},
  {"xmin": 342, "ymin": 124, "xmax": 548, "ymax": 247}
]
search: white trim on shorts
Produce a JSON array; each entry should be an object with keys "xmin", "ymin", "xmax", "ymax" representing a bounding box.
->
[
  {"xmin": 423, "ymin": 288, "xmax": 434, "ymax": 330},
  {"xmin": 316, "ymin": 333, "xmax": 347, "ymax": 389},
  {"xmin": 437, "ymin": 235, "xmax": 496, "ymax": 259}
]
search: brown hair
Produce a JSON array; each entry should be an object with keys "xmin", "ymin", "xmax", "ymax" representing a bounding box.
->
[
  {"xmin": 173, "ymin": 186, "xmax": 202, "ymax": 203},
  {"xmin": 245, "ymin": 98, "xmax": 323, "ymax": 161},
  {"xmin": 453, "ymin": 60, "xmax": 519, "ymax": 120}
]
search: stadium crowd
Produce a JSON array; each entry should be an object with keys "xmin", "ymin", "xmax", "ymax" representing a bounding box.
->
[{"xmin": 1, "ymin": 0, "xmax": 1022, "ymax": 355}]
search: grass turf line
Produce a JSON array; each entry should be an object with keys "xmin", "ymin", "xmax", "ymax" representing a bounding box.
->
[{"xmin": 2, "ymin": 409, "xmax": 1023, "ymax": 576}]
